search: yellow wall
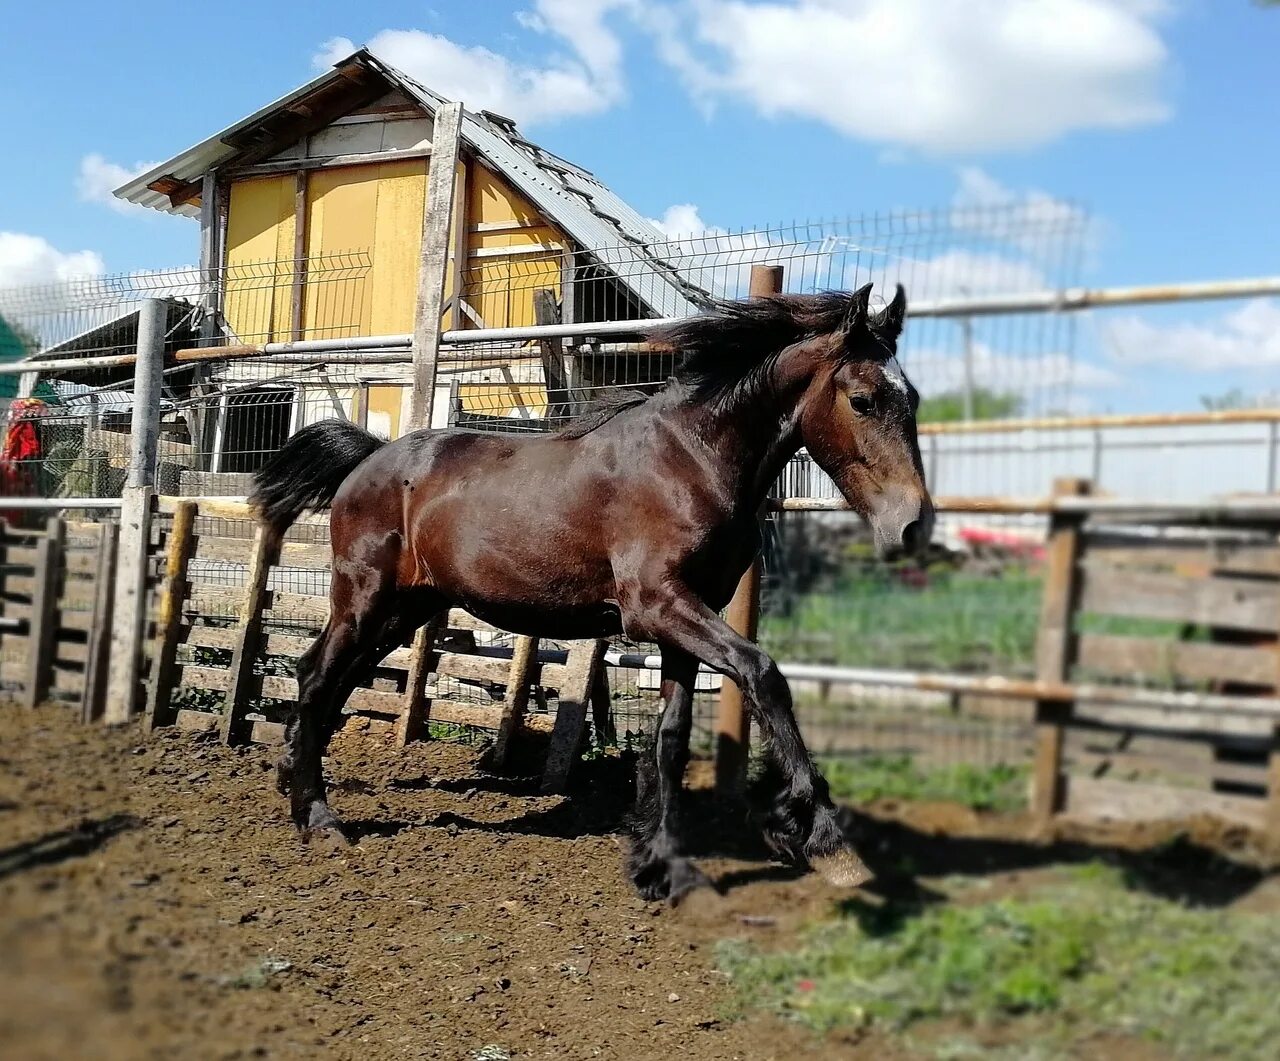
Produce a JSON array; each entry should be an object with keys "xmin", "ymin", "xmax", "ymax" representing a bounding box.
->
[
  {"xmin": 221, "ymin": 144, "xmax": 571, "ymax": 433},
  {"xmin": 223, "ymin": 176, "xmax": 297, "ymax": 343}
]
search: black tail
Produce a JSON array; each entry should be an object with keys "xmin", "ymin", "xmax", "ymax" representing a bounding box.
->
[{"xmin": 250, "ymin": 419, "xmax": 385, "ymax": 537}]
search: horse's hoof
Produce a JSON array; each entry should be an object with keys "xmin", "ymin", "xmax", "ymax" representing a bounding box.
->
[
  {"xmin": 631, "ymin": 856, "xmax": 714, "ymax": 904},
  {"xmin": 301, "ymin": 823, "xmax": 351, "ymax": 848},
  {"xmin": 811, "ymin": 846, "xmax": 872, "ymax": 889}
]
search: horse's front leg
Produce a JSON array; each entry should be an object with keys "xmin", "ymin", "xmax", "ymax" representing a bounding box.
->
[
  {"xmin": 624, "ymin": 586, "xmax": 870, "ymax": 889},
  {"xmin": 627, "ymin": 647, "xmax": 714, "ymax": 902}
]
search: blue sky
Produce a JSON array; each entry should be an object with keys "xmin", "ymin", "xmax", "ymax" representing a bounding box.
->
[{"xmin": 1, "ymin": 0, "xmax": 1277, "ymax": 412}]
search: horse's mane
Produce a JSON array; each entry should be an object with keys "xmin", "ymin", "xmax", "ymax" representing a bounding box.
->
[
  {"xmin": 653, "ymin": 292, "xmax": 855, "ymax": 404},
  {"xmin": 555, "ymin": 389, "xmax": 651, "ymax": 439},
  {"xmin": 555, "ymin": 292, "xmax": 862, "ymax": 436}
]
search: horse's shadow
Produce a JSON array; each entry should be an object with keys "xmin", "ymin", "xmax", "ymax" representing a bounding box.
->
[{"xmin": 364, "ymin": 753, "xmax": 1269, "ymax": 910}]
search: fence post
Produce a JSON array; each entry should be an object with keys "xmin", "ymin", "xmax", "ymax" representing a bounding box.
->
[
  {"xmin": 143, "ymin": 500, "xmax": 197, "ymax": 730},
  {"xmin": 82, "ymin": 521, "xmax": 118, "ymax": 722},
  {"xmin": 104, "ymin": 297, "xmax": 167, "ymax": 724},
  {"xmin": 408, "ymin": 101, "xmax": 463, "ymax": 432},
  {"xmin": 715, "ymin": 264, "xmax": 783, "ymax": 797},
  {"xmin": 1030, "ymin": 477, "xmax": 1091, "ymax": 826},
  {"xmin": 220, "ymin": 523, "xmax": 281, "ymax": 744},
  {"xmin": 24, "ymin": 515, "xmax": 64, "ymax": 708}
]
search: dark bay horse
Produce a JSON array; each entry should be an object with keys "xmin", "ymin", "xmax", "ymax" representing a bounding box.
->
[{"xmin": 251, "ymin": 282, "xmax": 933, "ymax": 902}]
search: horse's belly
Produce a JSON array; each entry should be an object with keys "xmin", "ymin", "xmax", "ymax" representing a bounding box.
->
[{"xmin": 455, "ymin": 600, "xmax": 624, "ymax": 641}]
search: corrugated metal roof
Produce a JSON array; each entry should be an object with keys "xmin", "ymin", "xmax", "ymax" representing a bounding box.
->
[{"xmin": 115, "ymin": 49, "xmax": 710, "ymax": 318}]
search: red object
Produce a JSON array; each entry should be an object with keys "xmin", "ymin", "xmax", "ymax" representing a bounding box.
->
[{"xmin": 1, "ymin": 398, "xmax": 46, "ymax": 502}]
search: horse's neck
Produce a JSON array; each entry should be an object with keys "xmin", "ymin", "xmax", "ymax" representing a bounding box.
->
[{"xmin": 669, "ymin": 383, "xmax": 800, "ymax": 516}]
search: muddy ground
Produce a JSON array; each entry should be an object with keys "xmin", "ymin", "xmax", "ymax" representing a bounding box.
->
[{"xmin": 2, "ymin": 704, "xmax": 1277, "ymax": 1061}]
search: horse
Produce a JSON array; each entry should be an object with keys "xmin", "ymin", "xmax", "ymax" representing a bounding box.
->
[{"xmin": 250, "ymin": 281, "xmax": 933, "ymax": 903}]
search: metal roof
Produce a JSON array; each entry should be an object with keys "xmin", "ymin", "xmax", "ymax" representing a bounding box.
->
[{"xmin": 115, "ymin": 50, "xmax": 709, "ymax": 319}]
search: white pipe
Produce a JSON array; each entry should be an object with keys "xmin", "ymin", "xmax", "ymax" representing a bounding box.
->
[{"xmin": 0, "ymin": 497, "xmax": 124, "ymax": 509}]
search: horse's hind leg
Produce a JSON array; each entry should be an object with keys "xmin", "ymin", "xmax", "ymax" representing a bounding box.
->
[{"xmin": 628, "ymin": 648, "xmax": 713, "ymax": 902}]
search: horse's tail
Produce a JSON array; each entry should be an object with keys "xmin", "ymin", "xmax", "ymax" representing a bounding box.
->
[{"xmin": 250, "ymin": 419, "xmax": 385, "ymax": 537}]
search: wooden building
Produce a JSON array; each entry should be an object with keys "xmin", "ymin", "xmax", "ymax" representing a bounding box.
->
[{"xmin": 115, "ymin": 48, "xmax": 707, "ymax": 448}]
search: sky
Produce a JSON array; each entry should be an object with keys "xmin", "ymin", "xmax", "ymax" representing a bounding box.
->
[{"xmin": 0, "ymin": 0, "xmax": 1277, "ymax": 413}]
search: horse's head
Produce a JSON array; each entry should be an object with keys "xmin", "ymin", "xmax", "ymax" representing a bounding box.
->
[{"xmin": 789, "ymin": 283, "xmax": 934, "ymax": 560}]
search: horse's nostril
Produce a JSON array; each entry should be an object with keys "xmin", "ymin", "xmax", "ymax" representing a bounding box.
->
[{"xmin": 901, "ymin": 519, "xmax": 925, "ymax": 555}]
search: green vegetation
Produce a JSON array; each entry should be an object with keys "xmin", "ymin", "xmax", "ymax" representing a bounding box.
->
[
  {"xmin": 718, "ymin": 863, "xmax": 1280, "ymax": 1059},
  {"xmin": 822, "ymin": 755, "xmax": 1026, "ymax": 812},
  {"xmin": 761, "ymin": 567, "xmax": 1043, "ymax": 675},
  {"xmin": 918, "ymin": 387, "xmax": 1022, "ymax": 423}
]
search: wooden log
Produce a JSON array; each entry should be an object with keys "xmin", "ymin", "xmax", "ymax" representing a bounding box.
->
[
  {"xmin": 492, "ymin": 634, "xmax": 539, "ymax": 768},
  {"xmin": 408, "ymin": 101, "xmax": 462, "ymax": 431},
  {"xmin": 1030, "ymin": 478, "xmax": 1090, "ymax": 825},
  {"xmin": 24, "ymin": 516, "xmax": 65, "ymax": 709},
  {"xmin": 396, "ymin": 615, "xmax": 445, "ymax": 747},
  {"xmin": 542, "ymin": 639, "xmax": 608, "ymax": 794},
  {"xmin": 143, "ymin": 502, "xmax": 197, "ymax": 730},
  {"xmin": 534, "ymin": 288, "xmax": 571, "ymax": 421},
  {"xmin": 81, "ymin": 522, "xmax": 119, "ymax": 723},
  {"xmin": 220, "ymin": 525, "xmax": 282, "ymax": 744}
]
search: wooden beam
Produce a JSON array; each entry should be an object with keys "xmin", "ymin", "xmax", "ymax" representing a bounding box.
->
[
  {"xmin": 542, "ymin": 639, "xmax": 608, "ymax": 793},
  {"xmin": 220, "ymin": 525, "xmax": 282, "ymax": 744},
  {"xmin": 225, "ymin": 146, "xmax": 431, "ymax": 179},
  {"xmin": 290, "ymin": 170, "xmax": 308, "ymax": 341},
  {"xmin": 715, "ymin": 265, "xmax": 782, "ymax": 796},
  {"xmin": 24, "ymin": 517, "xmax": 64, "ymax": 709},
  {"xmin": 81, "ymin": 522, "xmax": 118, "ymax": 723},
  {"xmin": 408, "ymin": 101, "xmax": 463, "ymax": 432},
  {"xmin": 143, "ymin": 502, "xmax": 197, "ymax": 731},
  {"xmin": 533, "ymin": 288, "xmax": 571, "ymax": 422},
  {"xmin": 396, "ymin": 615, "xmax": 445, "ymax": 747},
  {"xmin": 492, "ymin": 635, "xmax": 540, "ymax": 768},
  {"xmin": 1030, "ymin": 477, "xmax": 1091, "ymax": 826},
  {"xmin": 449, "ymin": 160, "xmax": 468, "ymax": 332}
]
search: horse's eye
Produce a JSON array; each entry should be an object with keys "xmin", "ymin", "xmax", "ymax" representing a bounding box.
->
[{"xmin": 849, "ymin": 394, "xmax": 876, "ymax": 416}]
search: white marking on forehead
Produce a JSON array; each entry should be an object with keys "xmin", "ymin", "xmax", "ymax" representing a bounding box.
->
[{"xmin": 881, "ymin": 356, "xmax": 909, "ymax": 394}]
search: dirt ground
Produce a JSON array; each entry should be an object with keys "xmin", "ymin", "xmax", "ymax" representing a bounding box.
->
[{"xmin": 2, "ymin": 704, "xmax": 1277, "ymax": 1061}]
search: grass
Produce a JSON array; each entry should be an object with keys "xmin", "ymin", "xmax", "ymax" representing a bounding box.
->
[
  {"xmin": 821, "ymin": 755, "xmax": 1027, "ymax": 813},
  {"xmin": 717, "ymin": 863, "xmax": 1280, "ymax": 1059},
  {"xmin": 760, "ymin": 568, "xmax": 1043, "ymax": 674}
]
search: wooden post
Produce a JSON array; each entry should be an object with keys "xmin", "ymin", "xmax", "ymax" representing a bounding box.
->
[
  {"xmin": 290, "ymin": 170, "xmax": 308, "ymax": 341},
  {"xmin": 105, "ymin": 297, "xmax": 167, "ymax": 724},
  {"xmin": 533, "ymin": 288, "xmax": 571, "ymax": 422},
  {"xmin": 542, "ymin": 639, "xmax": 608, "ymax": 793},
  {"xmin": 81, "ymin": 522, "xmax": 118, "ymax": 723},
  {"xmin": 492, "ymin": 634, "xmax": 540, "ymax": 767},
  {"xmin": 396, "ymin": 614, "xmax": 446, "ymax": 748},
  {"xmin": 143, "ymin": 501, "xmax": 197, "ymax": 730},
  {"xmin": 1030, "ymin": 477, "xmax": 1091, "ymax": 826},
  {"xmin": 220, "ymin": 524, "xmax": 281, "ymax": 744},
  {"xmin": 408, "ymin": 101, "xmax": 463, "ymax": 432},
  {"xmin": 715, "ymin": 264, "xmax": 783, "ymax": 796},
  {"xmin": 24, "ymin": 516, "xmax": 64, "ymax": 709}
]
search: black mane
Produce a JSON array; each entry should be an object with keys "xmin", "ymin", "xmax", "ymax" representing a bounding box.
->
[{"xmin": 651, "ymin": 292, "xmax": 856, "ymax": 403}]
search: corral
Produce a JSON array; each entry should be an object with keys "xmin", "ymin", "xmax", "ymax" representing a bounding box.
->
[{"xmin": 3, "ymin": 45, "xmax": 1280, "ymax": 1060}]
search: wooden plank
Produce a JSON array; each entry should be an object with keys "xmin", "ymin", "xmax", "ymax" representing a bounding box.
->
[
  {"xmin": 143, "ymin": 502, "xmax": 197, "ymax": 730},
  {"xmin": 1076, "ymin": 633, "xmax": 1277, "ymax": 687},
  {"xmin": 176, "ymin": 664, "xmax": 231, "ymax": 691},
  {"xmin": 8, "ymin": 577, "xmax": 97, "ymax": 608},
  {"xmin": 437, "ymin": 651, "xmax": 511, "ymax": 686},
  {"xmin": 220, "ymin": 526, "xmax": 281, "ymax": 744},
  {"xmin": 175, "ymin": 709, "xmax": 219, "ymax": 733},
  {"xmin": 396, "ymin": 615, "xmax": 444, "ymax": 747},
  {"xmin": 534, "ymin": 288, "xmax": 570, "ymax": 421},
  {"xmin": 81, "ymin": 521, "xmax": 117, "ymax": 723},
  {"xmin": 290, "ymin": 170, "xmax": 307, "ymax": 341},
  {"xmin": 428, "ymin": 699, "xmax": 556, "ymax": 736},
  {"xmin": 542, "ymin": 639, "xmax": 607, "ymax": 793},
  {"xmin": 408, "ymin": 101, "xmax": 463, "ymax": 431},
  {"xmin": 492, "ymin": 635, "xmax": 539, "ymax": 768},
  {"xmin": 5, "ymin": 548, "xmax": 96, "ymax": 575},
  {"xmin": 449, "ymin": 160, "xmax": 468, "ymax": 332},
  {"xmin": 445, "ymin": 609, "xmax": 498, "ymax": 634},
  {"xmin": 1065, "ymin": 730, "xmax": 1269, "ymax": 788},
  {"xmin": 24, "ymin": 516, "xmax": 64, "ymax": 709},
  {"xmin": 1079, "ymin": 567, "xmax": 1279, "ymax": 633},
  {"xmin": 1072, "ymin": 700, "xmax": 1275, "ymax": 737},
  {"xmin": 1084, "ymin": 535, "xmax": 1280, "ymax": 577},
  {"xmin": 197, "ymin": 537, "xmax": 332, "ymax": 569},
  {"xmin": 1064, "ymin": 774, "xmax": 1268, "ymax": 832},
  {"xmin": 1030, "ymin": 478, "xmax": 1090, "ymax": 825}
]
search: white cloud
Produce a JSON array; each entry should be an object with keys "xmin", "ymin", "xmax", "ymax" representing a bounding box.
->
[
  {"xmin": 911, "ymin": 341, "xmax": 1121, "ymax": 401},
  {"xmin": 1104, "ymin": 299, "xmax": 1280, "ymax": 371},
  {"xmin": 77, "ymin": 154, "xmax": 158, "ymax": 214},
  {"xmin": 314, "ymin": 1, "xmax": 631, "ymax": 126},
  {"xmin": 646, "ymin": 0, "xmax": 1171, "ymax": 153},
  {"xmin": 648, "ymin": 203, "xmax": 714, "ymax": 238},
  {"xmin": 0, "ymin": 233, "xmax": 105, "ymax": 290}
]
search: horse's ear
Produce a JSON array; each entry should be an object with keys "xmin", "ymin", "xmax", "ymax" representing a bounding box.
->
[
  {"xmin": 843, "ymin": 283, "xmax": 874, "ymax": 338},
  {"xmin": 873, "ymin": 283, "xmax": 907, "ymax": 343}
]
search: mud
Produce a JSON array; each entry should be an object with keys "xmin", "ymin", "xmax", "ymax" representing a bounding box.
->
[{"xmin": 2, "ymin": 704, "xmax": 1274, "ymax": 1060}]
